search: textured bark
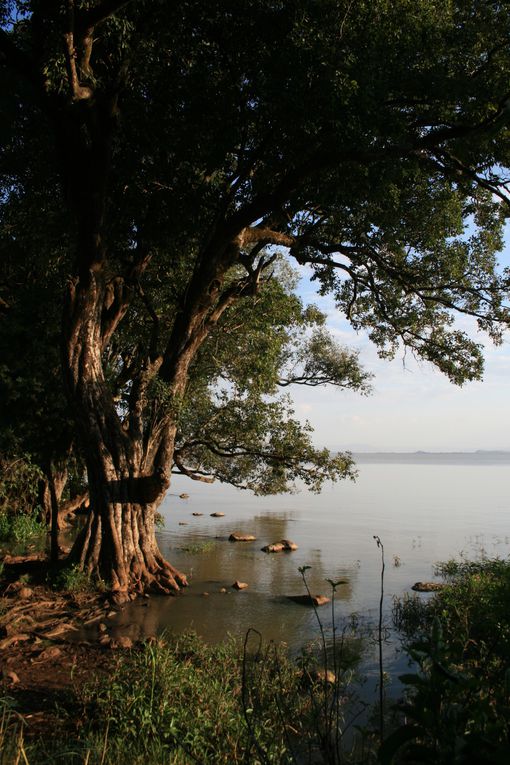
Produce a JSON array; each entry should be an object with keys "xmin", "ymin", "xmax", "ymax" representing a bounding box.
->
[
  {"xmin": 72, "ymin": 492, "xmax": 187, "ymax": 602},
  {"xmin": 58, "ymin": 490, "xmax": 89, "ymax": 526},
  {"xmin": 63, "ymin": 272, "xmax": 189, "ymax": 600}
]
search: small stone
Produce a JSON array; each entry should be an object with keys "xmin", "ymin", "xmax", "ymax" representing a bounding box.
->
[
  {"xmin": 302, "ymin": 669, "xmax": 336, "ymax": 687},
  {"xmin": 287, "ymin": 594, "xmax": 330, "ymax": 607},
  {"xmin": 314, "ymin": 669, "xmax": 336, "ymax": 684},
  {"xmin": 219, "ymin": 588, "xmax": 227, "ymax": 593},
  {"xmin": 179, "ymin": 493, "xmax": 190, "ymax": 499},
  {"xmin": 261, "ymin": 542, "xmax": 285, "ymax": 553},
  {"xmin": 38, "ymin": 646, "xmax": 62, "ymax": 660},
  {"xmin": 98, "ymin": 623, "xmax": 108, "ymax": 633},
  {"xmin": 192, "ymin": 512, "xmax": 203, "ymax": 516},
  {"xmin": 4, "ymin": 670, "xmax": 20, "ymax": 685},
  {"xmin": 232, "ymin": 581, "xmax": 249, "ymax": 590},
  {"xmin": 202, "ymin": 592, "xmax": 209, "ymax": 596},
  {"xmin": 229, "ymin": 532, "xmax": 256, "ymax": 542},
  {"xmin": 261, "ymin": 539, "xmax": 298, "ymax": 553},
  {"xmin": 411, "ymin": 581, "xmax": 445, "ymax": 592},
  {"xmin": 117, "ymin": 636, "xmax": 133, "ymax": 649},
  {"xmin": 210, "ymin": 512, "xmax": 225, "ymax": 517}
]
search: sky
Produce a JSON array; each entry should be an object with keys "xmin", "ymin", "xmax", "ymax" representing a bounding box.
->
[{"xmin": 291, "ymin": 250, "xmax": 510, "ymax": 454}]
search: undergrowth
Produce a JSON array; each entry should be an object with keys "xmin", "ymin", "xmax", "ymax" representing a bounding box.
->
[
  {"xmin": 0, "ymin": 630, "xmax": 372, "ymax": 764},
  {"xmin": 386, "ymin": 556, "xmax": 510, "ymax": 763}
]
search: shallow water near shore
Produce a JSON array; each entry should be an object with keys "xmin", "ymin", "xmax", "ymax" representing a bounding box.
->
[{"xmin": 109, "ymin": 454, "xmax": 510, "ymax": 677}]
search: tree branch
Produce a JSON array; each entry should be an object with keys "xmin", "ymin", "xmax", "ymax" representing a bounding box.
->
[
  {"xmin": 173, "ymin": 453, "xmax": 215, "ymax": 483},
  {"xmin": 76, "ymin": 0, "xmax": 133, "ymax": 34}
]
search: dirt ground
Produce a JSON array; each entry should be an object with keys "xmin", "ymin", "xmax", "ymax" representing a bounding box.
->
[{"xmin": 0, "ymin": 554, "xmax": 132, "ymax": 738}]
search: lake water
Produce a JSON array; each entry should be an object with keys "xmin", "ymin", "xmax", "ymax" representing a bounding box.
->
[{"xmin": 109, "ymin": 453, "xmax": 510, "ymax": 684}]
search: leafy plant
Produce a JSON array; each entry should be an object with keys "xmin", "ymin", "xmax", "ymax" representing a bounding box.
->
[
  {"xmin": 385, "ymin": 557, "xmax": 510, "ymax": 763},
  {"xmin": 50, "ymin": 564, "xmax": 93, "ymax": 594}
]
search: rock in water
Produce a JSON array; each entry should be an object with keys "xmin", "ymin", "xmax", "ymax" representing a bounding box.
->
[
  {"xmin": 287, "ymin": 594, "xmax": 330, "ymax": 607},
  {"xmin": 179, "ymin": 493, "xmax": 189, "ymax": 499},
  {"xmin": 229, "ymin": 532, "xmax": 256, "ymax": 542},
  {"xmin": 210, "ymin": 512, "xmax": 225, "ymax": 517},
  {"xmin": 232, "ymin": 581, "xmax": 249, "ymax": 590},
  {"xmin": 411, "ymin": 581, "xmax": 445, "ymax": 592},
  {"xmin": 261, "ymin": 539, "xmax": 298, "ymax": 553}
]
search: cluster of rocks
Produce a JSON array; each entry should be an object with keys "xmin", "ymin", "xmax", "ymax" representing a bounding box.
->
[{"xmin": 175, "ymin": 507, "xmax": 336, "ymax": 608}]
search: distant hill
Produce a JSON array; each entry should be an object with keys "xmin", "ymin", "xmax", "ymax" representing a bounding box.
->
[{"xmin": 350, "ymin": 451, "xmax": 510, "ymax": 465}]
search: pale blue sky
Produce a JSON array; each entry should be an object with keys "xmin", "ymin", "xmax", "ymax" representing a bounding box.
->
[{"xmin": 292, "ymin": 248, "xmax": 510, "ymax": 453}]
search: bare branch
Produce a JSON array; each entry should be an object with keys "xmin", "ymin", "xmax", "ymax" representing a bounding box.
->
[{"xmin": 173, "ymin": 453, "xmax": 215, "ymax": 483}]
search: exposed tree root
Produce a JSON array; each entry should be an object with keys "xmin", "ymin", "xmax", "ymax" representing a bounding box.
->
[{"xmin": 69, "ymin": 502, "xmax": 188, "ymax": 601}]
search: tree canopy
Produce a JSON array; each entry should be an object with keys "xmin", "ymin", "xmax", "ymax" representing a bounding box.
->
[{"xmin": 1, "ymin": 0, "xmax": 510, "ymax": 597}]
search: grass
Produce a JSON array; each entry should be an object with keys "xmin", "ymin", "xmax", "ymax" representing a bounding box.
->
[
  {"xmin": 178, "ymin": 540, "xmax": 216, "ymax": 554},
  {"xmin": 48, "ymin": 564, "xmax": 95, "ymax": 594},
  {"xmin": 1, "ymin": 631, "xmax": 362, "ymax": 764}
]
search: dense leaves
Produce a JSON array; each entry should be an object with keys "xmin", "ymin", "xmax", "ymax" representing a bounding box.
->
[{"xmin": 1, "ymin": 2, "xmax": 510, "ymax": 587}]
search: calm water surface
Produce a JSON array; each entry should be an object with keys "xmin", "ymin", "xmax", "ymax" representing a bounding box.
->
[{"xmin": 109, "ymin": 454, "xmax": 510, "ymax": 678}]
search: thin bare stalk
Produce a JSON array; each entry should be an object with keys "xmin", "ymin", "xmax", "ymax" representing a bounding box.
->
[{"xmin": 373, "ymin": 535, "xmax": 385, "ymax": 744}]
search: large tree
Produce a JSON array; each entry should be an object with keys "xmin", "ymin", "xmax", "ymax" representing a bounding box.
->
[{"xmin": 1, "ymin": 1, "xmax": 509, "ymax": 601}]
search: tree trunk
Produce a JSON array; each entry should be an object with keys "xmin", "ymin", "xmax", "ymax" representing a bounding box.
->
[
  {"xmin": 58, "ymin": 490, "xmax": 89, "ymax": 526},
  {"xmin": 62, "ymin": 271, "xmax": 187, "ymax": 601},
  {"xmin": 73, "ymin": 498, "xmax": 187, "ymax": 598}
]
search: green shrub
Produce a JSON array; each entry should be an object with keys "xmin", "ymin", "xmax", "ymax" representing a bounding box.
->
[
  {"xmin": 50, "ymin": 564, "xmax": 93, "ymax": 593},
  {"xmin": 0, "ymin": 453, "xmax": 45, "ymax": 546},
  {"xmin": 385, "ymin": 557, "xmax": 510, "ymax": 763},
  {"xmin": 0, "ymin": 453, "xmax": 42, "ymax": 516}
]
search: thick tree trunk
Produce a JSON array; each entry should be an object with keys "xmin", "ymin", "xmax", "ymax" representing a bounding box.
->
[
  {"xmin": 72, "ymin": 493, "xmax": 187, "ymax": 602},
  {"xmin": 62, "ymin": 269, "xmax": 189, "ymax": 601}
]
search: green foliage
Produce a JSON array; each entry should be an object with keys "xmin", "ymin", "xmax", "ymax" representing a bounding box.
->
[
  {"xmin": 0, "ymin": 512, "xmax": 44, "ymax": 544},
  {"xmin": 387, "ymin": 557, "xmax": 510, "ymax": 763},
  {"xmin": 0, "ymin": 454, "xmax": 42, "ymax": 517},
  {"xmin": 50, "ymin": 564, "xmax": 93, "ymax": 594},
  {"xmin": 1, "ymin": 0, "xmax": 510, "ymax": 513},
  {"xmin": 178, "ymin": 540, "xmax": 216, "ymax": 554},
  {"xmin": 0, "ymin": 453, "xmax": 44, "ymax": 544}
]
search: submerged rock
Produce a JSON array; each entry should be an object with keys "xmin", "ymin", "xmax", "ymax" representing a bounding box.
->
[
  {"xmin": 261, "ymin": 539, "xmax": 298, "ymax": 553},
  {"xmin": 210, "ymin": 512, "xmax": 225, "ymax": 517},
  {"xmin": 411, "ymin": 581, "xmax": 445, "ymax": 592},
  {"xmin": 229, "ymin": 532, "xmax": 256, "ymax": 542},
  {"xmin": 192, "ymin": 512, "xmax": 203, "ymax": 516},
  {"xmin": 287, "ymin": 594, "xmax": 330, "ymax": 607},
  {"xmin": 179, "ymin": 493, "xmax": 189, "ymax": 499}
]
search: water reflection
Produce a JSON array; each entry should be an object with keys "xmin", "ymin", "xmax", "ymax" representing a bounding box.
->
[
  {"xmin": 106, "ymin": 508, "xmax": 358, "ymax": 651},
  {"xmin": 101, "ymin": 461, "xmax": 510, "ymax": 657}
]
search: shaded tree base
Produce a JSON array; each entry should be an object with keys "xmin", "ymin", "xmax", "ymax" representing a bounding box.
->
[{"xmin": 69, "ymin": 505, "xmax": 188, "ymax": 602}]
